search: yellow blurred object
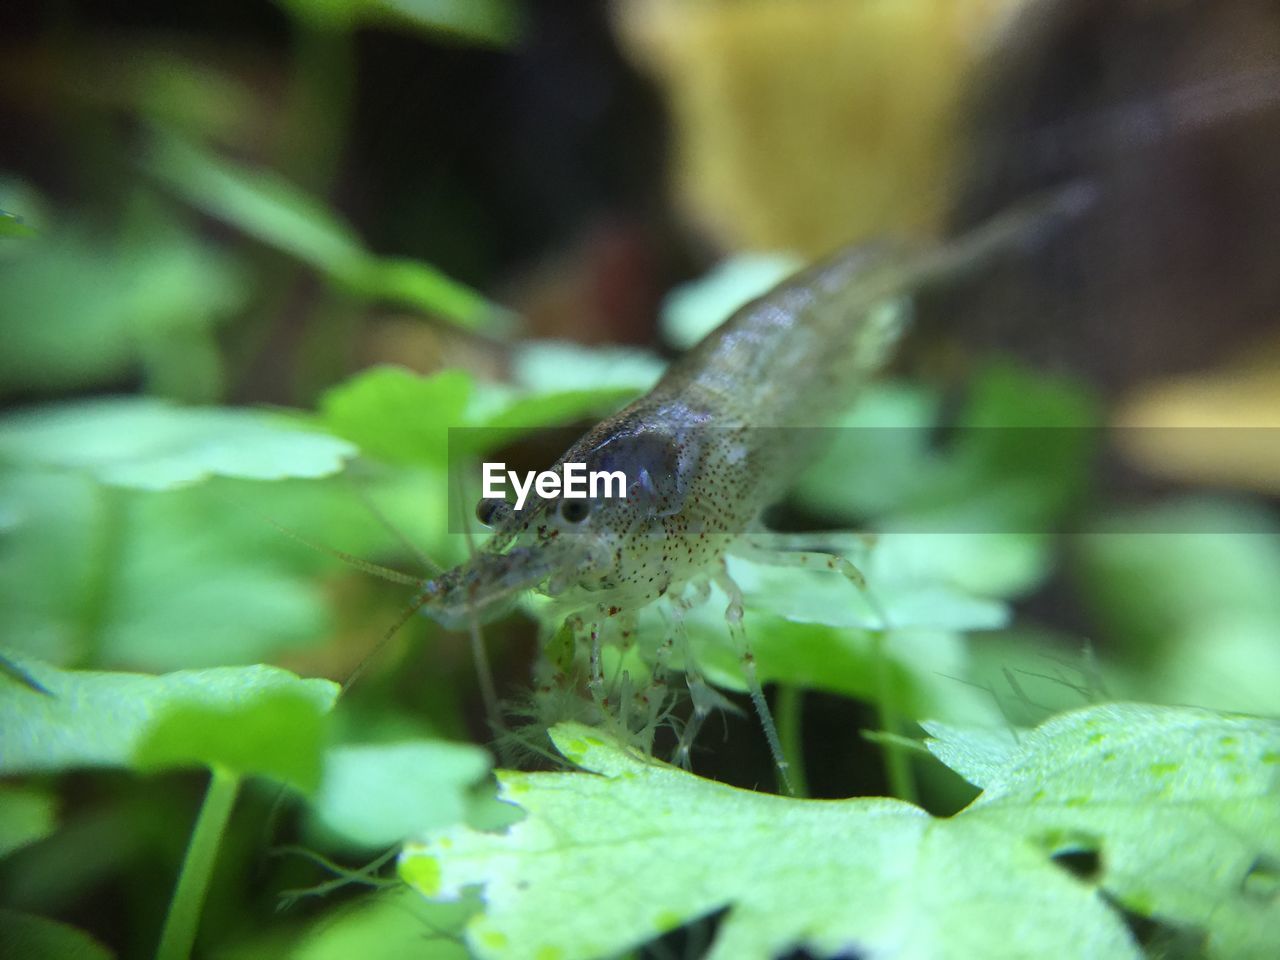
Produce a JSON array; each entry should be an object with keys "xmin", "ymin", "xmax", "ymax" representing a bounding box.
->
[
  {"xmin": 615, "ymin": 0, "xmax": 1030, "ymax": 255},
  {"xmin": 1115, "ymin": 347, "xmax": 1280, "ymax": 494}
]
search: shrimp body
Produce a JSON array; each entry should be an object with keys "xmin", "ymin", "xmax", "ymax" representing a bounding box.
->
[
  {"xmin": 423, "ymin": 190, "xmax": 1080, "ymax": 622},
  {"xmin": 422, "ymin": 241, "xmax": 913, "ymax": 623},
  {"xmin": 418, "ymin": 191, "xmax": 1081, "ymax": 781}
]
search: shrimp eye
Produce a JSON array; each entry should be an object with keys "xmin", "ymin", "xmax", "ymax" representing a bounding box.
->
[
  {"xmin": 476, "ymin": 497, "xmax": 508, "ymax": 526},
  {"xmin": 558, "ymin": 498, "xmax": 591, "ymax": 524}
]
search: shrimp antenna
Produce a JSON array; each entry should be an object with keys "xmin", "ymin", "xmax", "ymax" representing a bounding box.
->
[
  {"xmin": 216, "ymin": 491, "xmax": 424, "ymax": 587},
  {"xmin": 343, "ymin": 469, "xmax": 443, "ymax": 575},
  {"xmin": 341, "ymin": 585, "xmax": 435, "ymax": 695},
  {"xmin": 451, "ymin": 464, "xmax": 508, "ymax": 740}
]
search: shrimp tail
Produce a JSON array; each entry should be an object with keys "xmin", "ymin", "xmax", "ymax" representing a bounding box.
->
[{"xmin": 917, "ymin": 180, "xmax": 1098, "ymax": 285}]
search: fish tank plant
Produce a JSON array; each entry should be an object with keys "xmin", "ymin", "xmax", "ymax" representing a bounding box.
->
[{"xmin": 1, "ymin": 2, "xmax": 1278, "ymax": 959}]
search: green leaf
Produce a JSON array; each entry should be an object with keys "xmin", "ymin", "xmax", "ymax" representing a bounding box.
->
[
  {"xmin": 321, "ymin": 352, "xmax": 661, "ymax": 468},
  {"xmin": 148, "ymin": 136, "xmax": 502, "ymax": 330},
  {"xmin": 0, "ymin": 471, "xmax": 348, "ymax": 670},
  {"xmin": 307, "ymin": 740, "xmax": 491, "ymax": 849},
  {"xmin": 1077, "ymin": 499, "xmax": 1280, "ymax": 715},
  {"xmin": 0, "ymin": 656, "xmax": 338, "ymax": 790},
  {"xmin": 794, "ymin": 364, "xmax": 1098, "ymax": 538},
  {"xmin": 925, "ymin": 704, "xmax": 1280, "ymax": 959},
  {"xmin": 724, "ymin": 546, "xmax": 1010, "ymax": 633},
  {"xmin": 509, "ymin": 341, "xmax": 664, "ymax": 397},
  {"xmin": 405, "ymin": 705, "xmax": 1279, "ymax": 960},
  {"xmin": 0, "ymin": 910, "xmax": 113, "ymax": 960},
  {"xmin": 401, "ymin": 719, "xmax": 1143, "ymax": 960},
  {"xmin": 1078, "ymin": 499, "xmax": 1280, "ymax": 714},
  {"xmin": 322, "ymin": 367, "xmax": 472, "ymax": 467},
  {"xmin": 279, "ymin": 0, "xmax": 520, "ymax": 45},
  {"xmin": 0, "ymin": 649, "xmax": 52, "ymax": 693},
  {"xmin": 0, "ymin": 786, "xmax": 57, "ymax": 859},
  {"xmin": 154, "ymin": 133, "xmax": 363, "ymax": 270},
  {"xmin": 0, "ymin": 399, "xmax": 355, "ymax": 490},
  {"xmin": 0, "ymin": 225, "xmax": 244, "ymax": 398},
  {"xmin": 691, "ymin": 616, "xmax": 991, "ymax": 724},
  {"xmin": 792, "ymin": 381, "xmax": 942, "ymax": 517},
  {"xmin": 893, "ymin": 362, "xmax": 1096, "ymax": 532},
  {"xmin": 654, "ymin": 534, "xmax": 1040, "ymax": 721},
  {"xmin": 217, "ymin": 887, "xmax": 475, "ymax": 960},
  {"xmin": 366, "ymin": 0, "xmax": 520, "ymax": 45},
  {"xmin": 463, "ymin": 341, "xmax": 664, "ymax": 448},
  {"xmin": 0, "ymin": 460, "xmax": 449, "ymax": 673},
  {"xmin": 357, "ymin": 257, "xmax": 511, "ymax": 329},
  {"xmin": 0, "ymin": 470, "xmax": 103, "ymax": 665}
]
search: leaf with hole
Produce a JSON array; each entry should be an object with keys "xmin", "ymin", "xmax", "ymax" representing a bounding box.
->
[{"xmin": 402, "ymin": 703, "xmax": 1279, "ymax": 960}]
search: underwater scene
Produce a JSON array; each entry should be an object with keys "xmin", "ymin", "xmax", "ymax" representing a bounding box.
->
[{"xmin": 1, "ymin": 2, "xmax": 1278, "ymax": 958}]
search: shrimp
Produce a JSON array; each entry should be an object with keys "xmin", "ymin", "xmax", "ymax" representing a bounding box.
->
[{"xmin": 415, "ymin": 187, "xmax": 1089, "ymax": 791}]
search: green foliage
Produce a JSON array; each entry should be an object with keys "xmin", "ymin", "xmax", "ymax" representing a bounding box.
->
[
  {"xmin": 0, "ymin": 210, "xmax": 37, "ymax": 238},
  {"xmin": 0, "ymin": 656, "xmax": 338, "ymax": 790},
  {"xmin": 0, "ymin": 398, "xmax": 355, "ymax": 490},
  {"xmin": 926, "ymin": 706, "xmax": 1280, "ymax": 959},
  {"xmin": 1076, "ymin": 499, "xmax": 1280, "ymax": 715},
  {"xmin": 0, "ymin": 787, "xmax": 57, "ymax": 860},
  {"xmin": 0, "ymin": 404, "xmax": 363, "ymax": 671},
  {"xmin": 665, "ymin": 548, "xmax": 1011, "ymax": 722},
  {"xmin": 0, "ymin": 909, "xmax": 114, "ymax": 960},
  {"xmin": 148, "ymin": 136, "xmax": 506, "ymax": 332},
  {"xmin": 0, "ymin": 470, "xmax": 354, "ymax": 669},
  {"xmin": 404, "ymin": 706, "xmax": 1279, "ymax": 960},
  {"xmin": 467, "ymin": 341, "xmax": 664, "ymax": 450},
  {"xmin": 796, "ymin": 362, "xmax": 1098, "ymax": 533},
  {"xmin": 0, "ymin": 222, "xmax": 244, "ymax": 399},
  {"xmin": 306, "ymin": 741, "xmax": 491, "ymax": 849},
  {"xmin": 218, "ymin": 887, "xmax": 475, "ymax": 960},
  {"xmin": 320, "ymin": 347, "xmax": 661, "ymax": 466},
  {"xmin": 2, "ymin": 99, "xmax": 1274, "ymax": 960},
  {"xmin": 321, "ymin": 367, "xmax": 471, "ymax": 467},
  {"xmin": 279, "ymin": 0, "xmax": 521, "ymax": 45}
]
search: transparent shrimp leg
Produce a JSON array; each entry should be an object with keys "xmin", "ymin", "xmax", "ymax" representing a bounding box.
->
[
  {"xmin": 452, "ymin": 470, "xmax": 509, "ymax": 739},
  {"xmin": 713, "ymin": 566, "xmax": 793, "ymax": 795},
  {"xmin": 658, "ymin": 583, "xmax": 733, "ymax": 770},
  {"xmin": 669, "ymin": 603, "xmax": 712, "ymax": 772},
  {"xmin": 645, "ymin": 623, "xmax": 678, "ymax": 733},
  {"xmin": 730, "ymin": 531, "xmax": 891, "ymax": 629},
  {"xmin": 576, "ymin": 616, "xmax": 607, "ymax": 708},
  {"xmin": 588, "ymin": 622, "xmax": 603, "ymax": 695},
  {"xmin": 612, "ymin": 609, "xmax": 669, "ymax": 748}
]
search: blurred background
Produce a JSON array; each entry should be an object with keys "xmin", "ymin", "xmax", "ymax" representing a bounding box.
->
[
  {"xmin": 4, "ymin": 0, "xmax": 1277, "ymax": 404},
  {"xmin": 1, "ymin": 0, "xmax": 1279, "ymax": 957}
]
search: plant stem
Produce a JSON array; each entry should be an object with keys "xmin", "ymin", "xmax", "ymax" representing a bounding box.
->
[
  {"xmin": 156, "ymin": 766, "xmax": 241, "ymax": 960},
  {"xmin": 277, "ymin": 23, "xmax": 355, "ymax": 194},
  {"xmin": 775, "ymin": 685, "xmax": 809, "ymax": 798},
  {"xmin": 872, "ymin": 631, "xmax": 917, "ymax": 803}
]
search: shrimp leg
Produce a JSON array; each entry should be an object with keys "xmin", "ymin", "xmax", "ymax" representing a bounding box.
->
[
  {"xmin": 714, "ymin": 567, "xmax": 793, "ymax": 795},
  {"xmin": 730, "ymin": 531, "xmax": 891, "ymax": 629}
]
